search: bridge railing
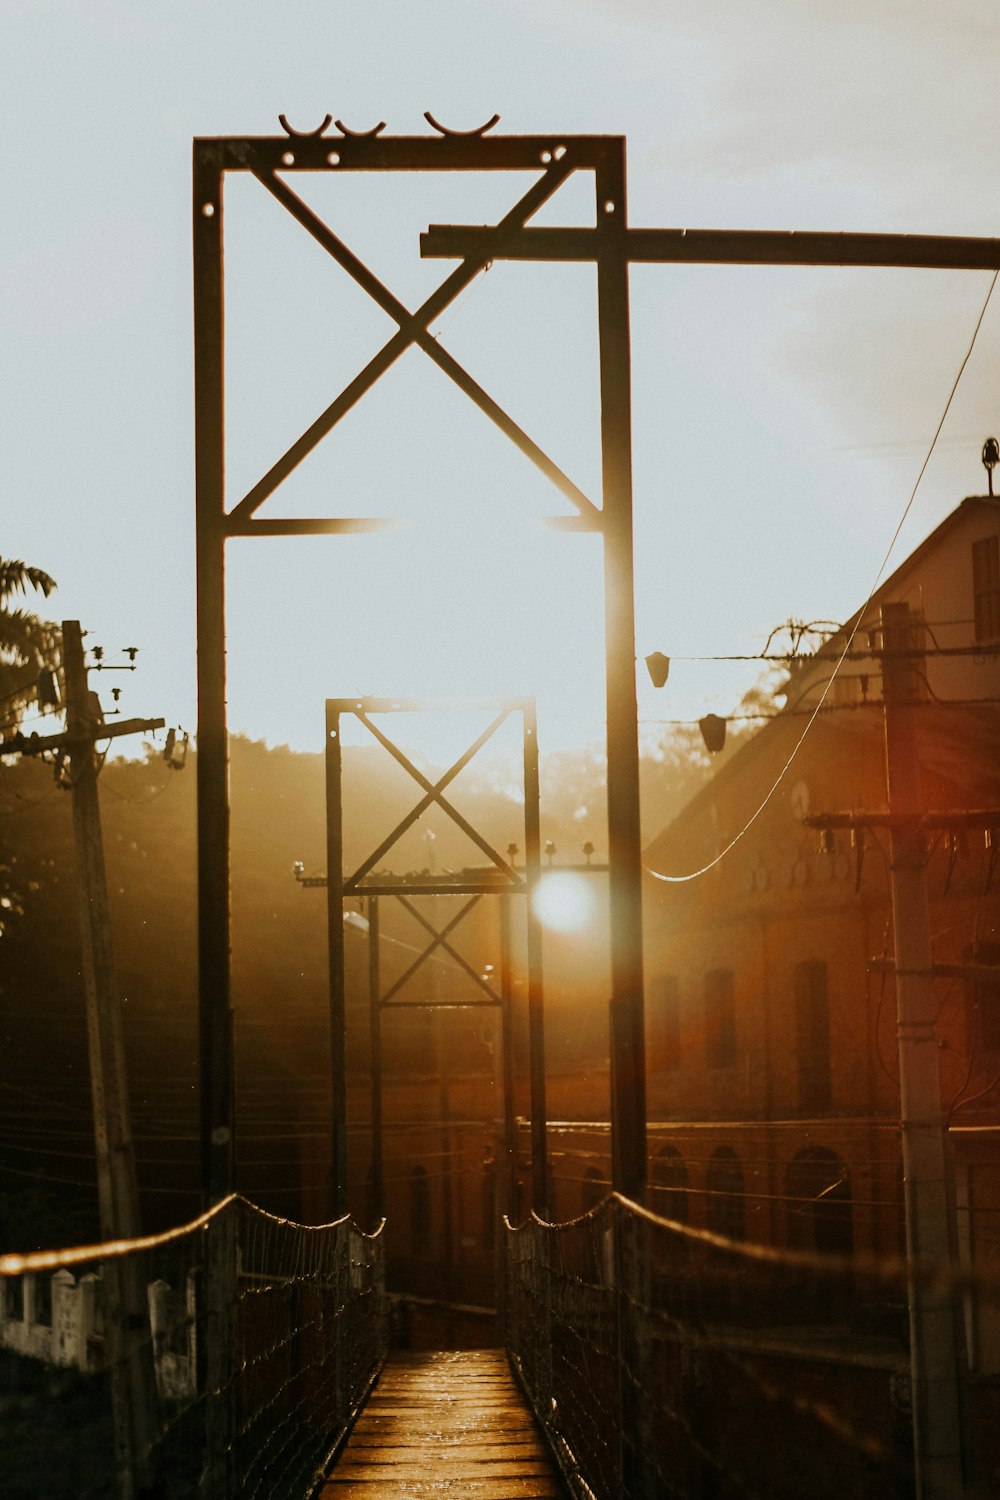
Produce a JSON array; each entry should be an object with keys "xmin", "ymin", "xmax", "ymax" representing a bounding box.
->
[
  {"xmin": 0, "ymin": 1195, "xmax": 387, "ymax": 1499},
  {"xmin": 504, "ymin": 1192, "xmax": 995, "ymax": 1500}
]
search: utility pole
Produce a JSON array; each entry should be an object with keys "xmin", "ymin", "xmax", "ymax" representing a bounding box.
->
[
  {"xmin": 881, "ymin": 602, "xmax": 964, "ymax": 1499},
  {"xmin": 805, "ymin": 601, "xmax": 969, "ymax": 1499},
  {"xmin": 63, "ymin": 620, "xmax": 163, "ymax": 1500},
  {"xmin": 9, "ymin": 621, "xmax": 165, "ymax": 1498},
  {"xmin": 62, "ymin": 620, "xmax": 147, "ymax": 1250}
]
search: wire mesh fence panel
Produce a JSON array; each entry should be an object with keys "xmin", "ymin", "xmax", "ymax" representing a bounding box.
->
[
  {"xmin": 505, "ymin": 1193, "xmax": 1000, "ymax": 1500},
  {"xmin": 0, "ymin": 1194, "xmax": 387, "ymax": 1499},
  {"xmin": 507, "ymin": 1200, "xmax": 622, "ymax": 1497},
  {"xmin": 230, "ymin": 1200, "xmax": 386, "ymax": 1500}
]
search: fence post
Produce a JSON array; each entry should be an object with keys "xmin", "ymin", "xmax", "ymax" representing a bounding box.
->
[
  {"xmin": 147, "ymin": 1279, "xmax": 171, "ymax": 1399},
  {"xmin": 334, "ymin": 1225, "xmax": 349, "ymax": 1430},
  {"xmin": 78, "ymin": 1272, "xmax": 102, "ymax": 1372},
  {"xmin": 23, "ymin": 1272, "xmax": 36, "ymax": 1330},
  {"xmin": 616, "ymin": 1204, "xmax": 653, "ymax": 1498},
  {"xmin": 52, "ymin": 1269, "xmax": 78, "ymax": 1368},
  {"xmin": 534, "ymin": 1224, "xmax": 554, "ymax": 1429},
  {"xmin": 201, "ymin": 1204, "xmax": 237, "ymax": 1500}
]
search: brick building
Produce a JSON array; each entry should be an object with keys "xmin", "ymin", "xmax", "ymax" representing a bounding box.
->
[{"xmin": 638, "ymin": 494, "xmax": 1000, "ymax": 1372}]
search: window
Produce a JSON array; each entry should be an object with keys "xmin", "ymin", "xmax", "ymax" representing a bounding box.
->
[
  {"xmin": 648, "ymin": 974, "xmax": 681, "ymax": 1070},
  {"xmin": 795, "ymin": 960, "xmax": 832, "ymax": 1112},
  {"xmin": 706, "ymin": 1147, "xmax": 745, "ymax": 1239},
  {"xmin": 973, "ymin": 535, "xmax": 1000, "ymax": 642},
  {"xmin": 967, "ymin": 940, "xmax": 1000, "ymax": 1054},
  {"xmin": 705, "ymin": 968, "xmax": 737, "ymax": 1068},
  {"xmin": 785, "ymin": 1147, "xmax": 853, "ymax": 1255},
  {"xmin": 651, "ymin": 1146, "xmax": 689, "ymax": 1224}
]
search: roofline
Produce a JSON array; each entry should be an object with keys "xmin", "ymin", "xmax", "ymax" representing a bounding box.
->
[
  {"xmin": 642, "ymin": 496, "xmax": 1000, "ymax": 859},
  {"xmin": 832, "ymin": 494, "xmax": 1000, "ymax": 644}
]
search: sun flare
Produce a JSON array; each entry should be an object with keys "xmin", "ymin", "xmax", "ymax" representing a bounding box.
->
[{"xmin": 531, "ymin": 871, "xmax": 597, "ymax": 933}]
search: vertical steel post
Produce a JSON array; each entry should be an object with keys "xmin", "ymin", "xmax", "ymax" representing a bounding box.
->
[
  {"xmin": 497, "ymin": 893, "xmax": 517, "ymax": 1340},
  {"xmin": 325, "ymin": 703, "xmax": 348, "ymax": 1216},
  {"xmin": 882, "ymin": 602, "xmax": 964, "ymax": 1499},
  {"xmin": 523, "ymin": 701, "xmax": 548, "ymax": 1216},
  {"xmin": 499, "ymin": 894, "xmax": 518, "ymax": 1221},
  {"xmin": 437, "ymin": 1008, "xmax": 455, "ymax": 1300},
  {"xmin": 193, "ymin": 141, "xmax": 234, "ymax": 1208},
  {"xmin": 368, "ymin": 897, "xmax": 384, "ymax": 1226},
  {"xmin": 596, "ymin": 140, "xmax": 647, "ymax": 1204}
]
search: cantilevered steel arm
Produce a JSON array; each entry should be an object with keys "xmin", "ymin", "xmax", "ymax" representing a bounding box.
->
[{"xmin": 421, "ymin": 225, "xmax": 1000, "ymax": 270}]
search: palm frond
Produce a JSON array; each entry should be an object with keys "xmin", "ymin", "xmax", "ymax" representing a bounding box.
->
[
  {"xmin": 0, "ymin": 558, "xmax": 57, "ymax": 602},
  {"xmin": 0, "ymin": 557, "xmax": 59, "ymax": 730}
]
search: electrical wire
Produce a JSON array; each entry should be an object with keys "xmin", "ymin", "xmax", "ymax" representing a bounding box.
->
[
  {"xmin": 663, "ymin": 640, "xmax": 1000, "ymax": 665},
  {"xmin": 645, "ymin": 268, "xmax": 999, "ymax": 886}
]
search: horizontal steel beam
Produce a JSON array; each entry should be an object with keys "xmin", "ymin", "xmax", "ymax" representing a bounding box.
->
[
  {"xmin": 345, "ymin": 880, "xmax": 525, "ymax": 896},
  {"xmin": 226, "ymin": 516, "xmax": 402, "ymax": 536},
  {"xmin": 225, "ymin": 515, "xmax": 600, "ymax": 534},
  {"xmin": 379, "ymin": 999, "xmax": 503, "ymax": 1010},
  {"xmin": 421, "ymin": 225, "xmax": 1000, "ymax": 271},
  {"xmin": 194, "ymin": 135, "xmax": 621, "ymax": 174},
  {"xmin": 328, "ymin": 695, "xmax": 533, "ymax": 714}
]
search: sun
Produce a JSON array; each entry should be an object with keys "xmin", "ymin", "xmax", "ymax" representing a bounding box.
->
[{"xmin": 531, "ymin": 871, "xmax": 597, "ymax": 934}]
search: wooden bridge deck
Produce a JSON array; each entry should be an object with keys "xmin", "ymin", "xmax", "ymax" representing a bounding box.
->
[{"xmin": 319, "ymin": 1349, "xmax": 565, "ymax": 1498}]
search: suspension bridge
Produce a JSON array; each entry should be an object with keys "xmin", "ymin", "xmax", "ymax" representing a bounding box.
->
[
  {"xmin": 7, "ymin": 118, "xmax": 1000, "ymax": 1499},
  {"xmin": 3, "ymin": 1182, "xmax": 978, "ymax": 1499}
]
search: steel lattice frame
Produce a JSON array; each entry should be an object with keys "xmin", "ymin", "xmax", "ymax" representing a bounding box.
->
[
  {"xmin": 193, "ymin": 131, "xmax": 647, "ymax": 1213},
  {"xmin": 324, "ymin": 696, "xmax": 539, "ymax": 1221}
]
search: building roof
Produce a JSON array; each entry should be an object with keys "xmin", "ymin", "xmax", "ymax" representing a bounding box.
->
[
  {"xmin": 833, "ymin": 494, "xmax": 1000, "ymax": 643},
  {"xmin": 643, "ymin": 496, "xmax": 1000, "ymax": 875}
]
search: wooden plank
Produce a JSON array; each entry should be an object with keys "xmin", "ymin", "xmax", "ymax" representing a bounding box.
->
[
  {"xmin": 343, "ymin": 1445, "xmax": 549, "ymax": 1462},
  {"xmin": 334, "ymin": 1463, "xmax": 555, "ymax": 1480},
  {"xmin": 322, "ymin": 1482, "xmax": 563, "ymax": 1494},
  {"xmin": 318, "ymin": 1351, "xmax": 565, "ymax": 1497}
]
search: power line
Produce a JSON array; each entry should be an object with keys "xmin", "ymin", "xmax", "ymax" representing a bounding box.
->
[{"xmin": 645, "ymin": 269, "xmax": 999, "ymax": 886}]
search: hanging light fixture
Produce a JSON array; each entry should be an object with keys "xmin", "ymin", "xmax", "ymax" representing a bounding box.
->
[
  {"xmin": 644, "ymin": 652, "xmax": 670, "ymax": 688},
  {"xmin": 698, "ymin": 713, "xmax": 726, "ymax": 754}
]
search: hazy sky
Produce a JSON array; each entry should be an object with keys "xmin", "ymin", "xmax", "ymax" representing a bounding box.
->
[{"xmin": 4, "ymin": 0, "xmax": 999, "ymax": 757}]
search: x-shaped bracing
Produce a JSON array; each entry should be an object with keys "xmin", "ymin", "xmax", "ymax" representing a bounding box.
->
[
  {"xmin": 229, "ymin": 164, "xmax": 602, "ymax": 530},
  {"xmin": 379, "ymin": 894, "xmax": 502, "ymax": 1009},
  {"xmin": 336, "ymin": 699, "xmax": 526, "ymax": 896}
]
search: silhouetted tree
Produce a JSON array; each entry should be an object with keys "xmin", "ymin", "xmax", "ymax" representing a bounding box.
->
[{"xmin": 0, "ymin": 558, "xmax": 58, "ymax": 732}]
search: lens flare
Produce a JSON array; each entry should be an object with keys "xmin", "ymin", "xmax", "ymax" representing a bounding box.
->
[{"xmin": 532, "ymin": 871, "xmax": 597, "ymax": 933}]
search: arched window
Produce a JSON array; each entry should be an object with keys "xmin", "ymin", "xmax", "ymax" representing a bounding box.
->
[
  {"xmin": 651, "ymin": 1145, "xmax": 689, "ymax": 1224},
  {"xmin": 409, "ymin": 1165, "xmax": 431, "ymax": 1257},
  {"xmin": 706, "ymin": 1147, "xmax": 745, "ymax": 1239},
  {"xmin": 785, "ymin": 1147, "xmax": 853, "ymax": 1255},
  {"xmin": 582, "ymin": 1165, "xmax": 606, "ymax": 1213}
]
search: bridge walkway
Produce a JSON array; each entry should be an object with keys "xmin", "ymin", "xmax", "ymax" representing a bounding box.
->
[{"xmin": 318, "ymin": 1349, "xmax": 566, "ymax": 1498}]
